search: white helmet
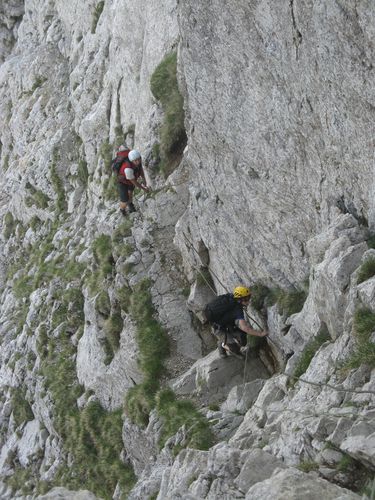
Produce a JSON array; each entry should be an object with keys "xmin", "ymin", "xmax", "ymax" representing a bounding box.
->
[
  {"xmin": 128, "ymin": 149, "xmax": 141, "ymax": 161},
  {"xmin": 118, "ymin": 144, "xmax": 129, "ymax": 152}
]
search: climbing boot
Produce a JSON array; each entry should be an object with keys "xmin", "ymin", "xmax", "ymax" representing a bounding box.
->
[
  {"xmin": 218, "ymin": 342, "xmax": 227, "ymax": 359},
  {"xmin": 128, "ymin": 203, "xmax": 136, "ymax": 213},
  {"xmin": 120, "ymin": 208, "xmax": 127, "ymax": 217},
  {"xmin": 227, "ymin": 342, "xmax": 245, "ymax": 360}
]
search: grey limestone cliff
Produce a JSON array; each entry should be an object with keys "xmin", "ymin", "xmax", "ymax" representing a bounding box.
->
[{"xmin": 0, "ymin": 1, "xmax": 374, "ymax": 499}]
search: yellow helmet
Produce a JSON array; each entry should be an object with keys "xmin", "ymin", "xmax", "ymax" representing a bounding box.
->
[{"xmin": 233, "ymin": 286, "xmax": 251, "ymax": 299}]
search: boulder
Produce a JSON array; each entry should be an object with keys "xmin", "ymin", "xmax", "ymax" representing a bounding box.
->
[{"xmin": 245, "ymin": 468, "xmax": 360, "ymax": 500}]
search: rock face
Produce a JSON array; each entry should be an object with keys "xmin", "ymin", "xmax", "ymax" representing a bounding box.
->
[
  {"xmin": 177, "ymin": 0, "xmax": 375, "ymax": 290},
  {"xmin": 244, "ymin": 468, "xmax": 360, "ymax": 500},
  {"xmin": 0, "ymin": 1, "xmax": 374, "ymax": 499}
]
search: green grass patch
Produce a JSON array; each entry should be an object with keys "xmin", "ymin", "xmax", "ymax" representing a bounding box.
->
[
  {"xmin": 125, "ymin": 379, "xmax": 160, "ymax": 427},
  {"xmin": 62, "ymin": 287, "xmax": 85, "ymax": 331},
  {"xmin": 91, "ymin": 1, "xmax": 105, "ymax": 33},
  {"xmin": 272, "ymin": 287, "xmax": 307, "ymax": 317},
  {"xmin": 337, "ymin": 453, "xmax": 354, "ymax": 472},
  {"xmin": 10, "ymin": 387, "xmax": 34, "ymax": 427},
  {"xmin": 367, "ymin": 234, "xmax": 375, "ymax": 249},
  {"xmin": 11, "ymin": 220, "xmax": 85, "ymax": 299},
  {"xmin": 30, "ymin": 216, "xmax": 42, "ymax": 231},
  {"xmin": 40, "ymin": 329, "xmax": 84, "ymax": 438},
  {"xmin": 103, "ymin": 174, "xmax": 118, "ymax": 202},
  {"xmin": 3, "ymin": 153, "xmax": 9, "ymax": 171},
  {"xmin": 6, "ymin": 467, "xmax": 35, "ymax": 496},
  {"xmin": 77, "ymin": 159, "xmax": 89, "ymax": 186},
  {"xmin": 298, "ymin": 460, "xmax": 319, "ymax": 472},
  {"xmin": 124, "ymin": 279, "xmax": 169, "ymax": 426},
  {"xmin": 357, "ymin": 258, "xmax": 375, "ymax": 284},
  {"xmin": 88, "ymin": 234, "xmax": 114, "ymax": 292},
  {"xmin": 2, "ymin": 214, "xmax": 136, "ymax": 496},
  {"xmin": 156, "ymin": 389, "xmax": 214, "ymax": 451},
  {"xmin": 31, "ymin": 76, "xmax": 47, "ymax": 92},
  {"xmin": 12, "ymin": 273, "xmax": 34, "ymax": 300},
  {"xmin": 114, "ymin": 125, "xmax": 124, "ymax": 147},
  {"xmin": 57, "ymin": 401, "xmax": 135, "ymax": 498},
  {"xmin": 346, "ymin": 308, "xmax": 375, "ymax": 368},
  {"xmin": 127, "ymin": 279, "xmax": 169, "ymax": 376},
  {"xmin": 3, "ymin": 212, "xmax": 16, "ymax": 239},
  {"xmin": 150, "ymin": 51, "xmax": 187, "ymax": 177},
  {"xmin": 250, "ymin": 283, "xmax": 307, "ymax": 316},
  {"xmin": 361, "ymin": 477, "xmax": 375, "ymax": 499},
  {"xmin": 99, "ymin": 140, "xmax": 113, "ymax": 170},
  {"xmin": 92, "ymin": 234, "xmax": 113, "ymax": 268},
  {"xmin": 42, "ymin": 332, "xmax": 134, "ymax": 497},
  {"xmin": 123, "ymin": 281, "xmax": 213, "ymax": 452},
  {"xmin": 50, "ymin": 161, "xmax": 66, "ymax": 214},
  {"xmin": 95, "ymin": 290, "xmax": 111, "ymax": 317},
  {"xmin": 116, "ymin": 285, "xmax": 132, "ymax": 314},
  {"xmin": 25, "ymin": 182, "xmax": 50, "ymax": 209},
  {"xmin": 293, "ymin": 329, "xmax": 331, "ymax": 381},
  {"xmin": 250, "ymin": 283, "xmax": 272, "ymax": 311},
  {"xmin": 112, "ymin": 219, "xmax": 133, "ymax": 245},
  {"xmin": 38, "ymin": 316, "xmax": 135, "ymax": 498},
  {"xmin": 102, "ymin": 308, "xmax": 123, "ymax": 365}
]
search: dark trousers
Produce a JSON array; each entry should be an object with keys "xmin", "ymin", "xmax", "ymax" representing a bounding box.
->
[{"xmin": 212, "ymin": 325, "xmax": 247, "ymax": 347}]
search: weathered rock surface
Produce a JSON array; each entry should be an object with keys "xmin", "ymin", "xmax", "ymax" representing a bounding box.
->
[
  {"xmin": 177, "ymin": 1, "xmax": 375, "ymax": 290},
  {"xmin": 245, "ymin": 468, "xmax": 360, "ymax": 500},
  {"xmin": 0, "ymin": 1, "xmax": 374, "ymax": 499},
  {"xmin": 35, "ymin": 487, "xmax": 101, "ymax": 500},
  {"xmin": 171, "ymin": 349, "xmax": 269, "ymax": 404}
]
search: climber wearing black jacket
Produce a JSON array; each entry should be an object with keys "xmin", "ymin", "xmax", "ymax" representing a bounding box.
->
[{"xmin": 204, "ymin": 286, "xmax": 267, "ymax": 359}]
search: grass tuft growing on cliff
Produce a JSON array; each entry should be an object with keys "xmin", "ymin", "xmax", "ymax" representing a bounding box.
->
[
  {"xmin": 99, "ymin": 141, "xmax": 119, "ymax": 201},
  {"xmin": 112, "ymin": 218, "xmax": 133, "ymax": 244},
  {"xmin": 58, "ymin": 401, "xmax": 135, "ymax": 498},
  {"xmin": 3, "ymin": 212, "xmax": 16, "ymax": 239},
  {"xmin": 293, "ymin": 328, "xmax": 331, "ymax": 381},
  {"xmin": 25, "ymin": 182, "xmax": 50, "ymax": 209},
  {"xmin": 298, "ymin": 460, "xmax": 319, "ymax": 473},
  {"xmin": 102, "ymin": 307, "xmax": 123, "ymax": 365},
  {"xmin": 95, "ymin": 290, "xmax": 111, "ymax": 317},
  {"xmin": 250, "ymin": 282, "xmax": 307, "ymax": 317},
  {"xmin": 274, "ymin": 287, "xmax": 307, "ymax": 317},
  {"xmin": 124, "ymin": 278, "xmax": 169, "ymax": 426},
  {"xmin": 88, "ymin": 234, "xmax": 114, "ymax": 292},
  {"xmin": 124, "ymin": 281, "xmax": 213, "ymax": 453},
  {"xmin": 77, "ymin": 159, "xmax": 89, "ymax": 186},
  {"xmin": 4, "ymin": 206, "xmax": 136, "ymax": 497},
  {"xmin": 250, "ymin": 283, "xmax": 273, "ymax": 311},
  {"xmin": 366, "ymin": 234, "xmax": 375, "ymax": 249},
  {"xmin": 10, "ymin": 387, "xmax": 34, "ymax": 427},
  {"xmin": 38, "ymin": 295, "xmax": 135, "ymax": 498},
  {"xmin": 150, "ymin": 51, "xmax": 187, "ymax": 177},
  {"xmin": 156, "ymin": 389, "xmax": 214, "ymax": 451},
  {"xmin": 357, "ymin": 258, "xmax": 375, "ymax": 284},
  {"xmin": 50, "ymin": 162, "xmax": 67, "ymax": 214},
  {"xmin": 91, "ymin": 1, "xmax": 105, "ymax": 33},
  {"xmin": 346, "ymin": 308, "xmax": 375, "ymax": 368}
]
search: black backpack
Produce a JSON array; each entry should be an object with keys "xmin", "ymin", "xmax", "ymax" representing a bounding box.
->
[
  {"xmin": 111, "ymin": 155, "xmax": 129, "ymax": 174},
  {"xmin": 204, "ymin": 294, "xmax": 236, "ymax": 323}
]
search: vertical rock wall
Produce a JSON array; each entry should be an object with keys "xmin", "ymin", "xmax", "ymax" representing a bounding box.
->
[
  {"xmin": 0, "ymin": 1, "xmax": 374, "ymax": 499},
  {"xmin": 177, "ymin": 0, "xmax": 375, "ymax": 288}
]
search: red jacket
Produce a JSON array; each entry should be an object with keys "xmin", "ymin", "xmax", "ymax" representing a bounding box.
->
[{"xmin": 119, "ymin": 160, "xmax": 144, "ymax": 186}]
